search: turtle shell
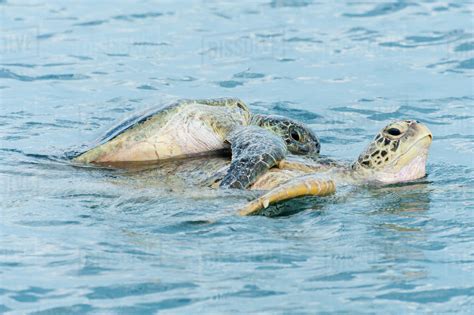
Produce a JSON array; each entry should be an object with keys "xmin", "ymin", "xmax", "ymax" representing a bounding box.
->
[{"xmin": 74, "ymin": 98, "xmax": 250, "ymax": 163}]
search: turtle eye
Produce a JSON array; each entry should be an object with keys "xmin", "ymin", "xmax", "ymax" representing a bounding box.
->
[
  {"xmin": 290, "ymin": 130, "xmax": 301, "ymax": 142},
  {"xmin": 386, "ymin": 128, "xmax": 401, "ymax": 136}
]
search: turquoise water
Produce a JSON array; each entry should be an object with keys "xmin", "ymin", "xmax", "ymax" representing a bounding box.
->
[{"xmin": 1, "ymin": 0, "xmax": 473, "ymax": 313}]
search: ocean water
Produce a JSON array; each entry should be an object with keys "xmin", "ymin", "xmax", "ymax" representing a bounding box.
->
[{"xmin": 1, "ymin": 0, "xmax": 473, "ymax": 314}]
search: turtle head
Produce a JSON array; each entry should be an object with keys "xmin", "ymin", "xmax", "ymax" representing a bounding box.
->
[
  {"xmin": 251, "ymin": 114, "xmax": 320, "ymax": 157},
  {"xmin": 352, "ymin": 120, "xmax": 432, "ymax": 184}
]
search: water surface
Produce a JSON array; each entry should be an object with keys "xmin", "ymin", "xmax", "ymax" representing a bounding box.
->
[{"xmin": 1, "ymin": 0, "xmax": 473, "ymax": 313}]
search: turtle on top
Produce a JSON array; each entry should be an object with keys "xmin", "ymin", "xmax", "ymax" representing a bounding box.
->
[{"xmin": 73, "ymin": 98, "xmax": 320, "ymax": 189}]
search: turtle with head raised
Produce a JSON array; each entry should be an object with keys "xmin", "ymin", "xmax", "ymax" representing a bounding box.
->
[
  {"xmin": 73, "ymin": 98, "xmax": 320, "ymax": 189},
  {"xmin": 239, "ymin": 119, "xmax": 433, "ymax": 215},
  {"xmin": 126, "ymin": 120, "xmax": 432, "ymax": 216}
]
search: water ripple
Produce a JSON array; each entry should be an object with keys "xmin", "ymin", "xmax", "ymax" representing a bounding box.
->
[
  {"xmin": 113, "ymin": 12, "xmax": 165, "ymax": 21},
  {"xmin": 109, "ymin": 298, "xmax": 194, "ymax": 314},
  {"xmin": 269, "ymin": 0, "xmax": 313, "ymax": 8},
  {"xmin": 0, "ymin": 68, "xmax": 89, "ymax": 81},
  {"xmin": 457, "ymin": 58, "xmax": 474, "ymax": 70},
  {"xmin": 31, "ymin": 304, "xmax": 93, "ymax": 315},
  {"xmin": 343, "ymin": 1, "xmax": 414, "ymax": 18},
  {"xmin": 73, "ymin": 20, "xmax": 107, "ymax": 27},
  {"xmin": 455, "ymin": 41, "xmax": 474, "ymax": 52},
  {"xmin": 379, "ymin": 29, "xmax": 469, "ymax": 48},
  {"xmin": 86, "ymin": 282, "xmax": 197, "ymax": 300},
  {"xmin": 216, "ymin": 80, "xmax": 244, "ymax": 88},
  {"xmin": 377, "ymin": 287, "xmax": 474, "ymax": 304},
  {"xmin": 252, "ymin": 101, "xmax": 322, "ymax": 122}
]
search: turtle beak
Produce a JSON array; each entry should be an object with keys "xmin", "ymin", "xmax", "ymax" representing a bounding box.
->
[
  {"xmin": 294, "ymin": 143, "xmax": 319, "ymax": 158},
  {"xmin": 412, "ymin": 121, "xmax": 433, "ymax": 144},
  {"xmin": 392, "ymin": 121, "xmax": 432, "ymax": 170},
  {"xmin": 309, "ymin": 145, "xmax": 320, "ymax": 159}
]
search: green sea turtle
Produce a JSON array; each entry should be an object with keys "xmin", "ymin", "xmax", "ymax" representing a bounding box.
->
[
  {"xmin": 126, "ymin": 120, "xmax": 432, "ymax": 216},
  {"xmin": 73, "ymin": 98, "xmax": 320, "ymax": 189}
]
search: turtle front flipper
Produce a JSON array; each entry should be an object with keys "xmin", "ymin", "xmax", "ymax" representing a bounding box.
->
[
  {"xmin": 220, "ymin": 126, "xmax": 287, "ymax": 189},
  {"xmin": 238, "ymin": 176, "xmax": 336, "ymax": 216}
]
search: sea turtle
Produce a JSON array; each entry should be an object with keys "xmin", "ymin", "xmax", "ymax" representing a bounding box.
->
[
  {"xmin": 124, "ymin": 120, "xmax": 432, "ymax": 216},
  {"xmin": 73, "ymin": 98, "xmax": 320, "ymax": 189}
]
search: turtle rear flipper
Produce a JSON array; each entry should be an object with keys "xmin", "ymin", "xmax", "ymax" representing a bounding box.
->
[
  {"xmin": 220, "ymin": 126, "xmax": 287, "ymax": 189},
  {"xmin": 238, "ymin": 176, "xmax": 336, "ymax": 216}
]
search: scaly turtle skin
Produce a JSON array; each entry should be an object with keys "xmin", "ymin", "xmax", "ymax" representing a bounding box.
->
[
  {"xmin": 127, "ymin": 120, "xmax": 432, "ymax": 216},
  {"xmin": 73, "ymin": 98, "xmax": 320, "ymax": 189}
]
